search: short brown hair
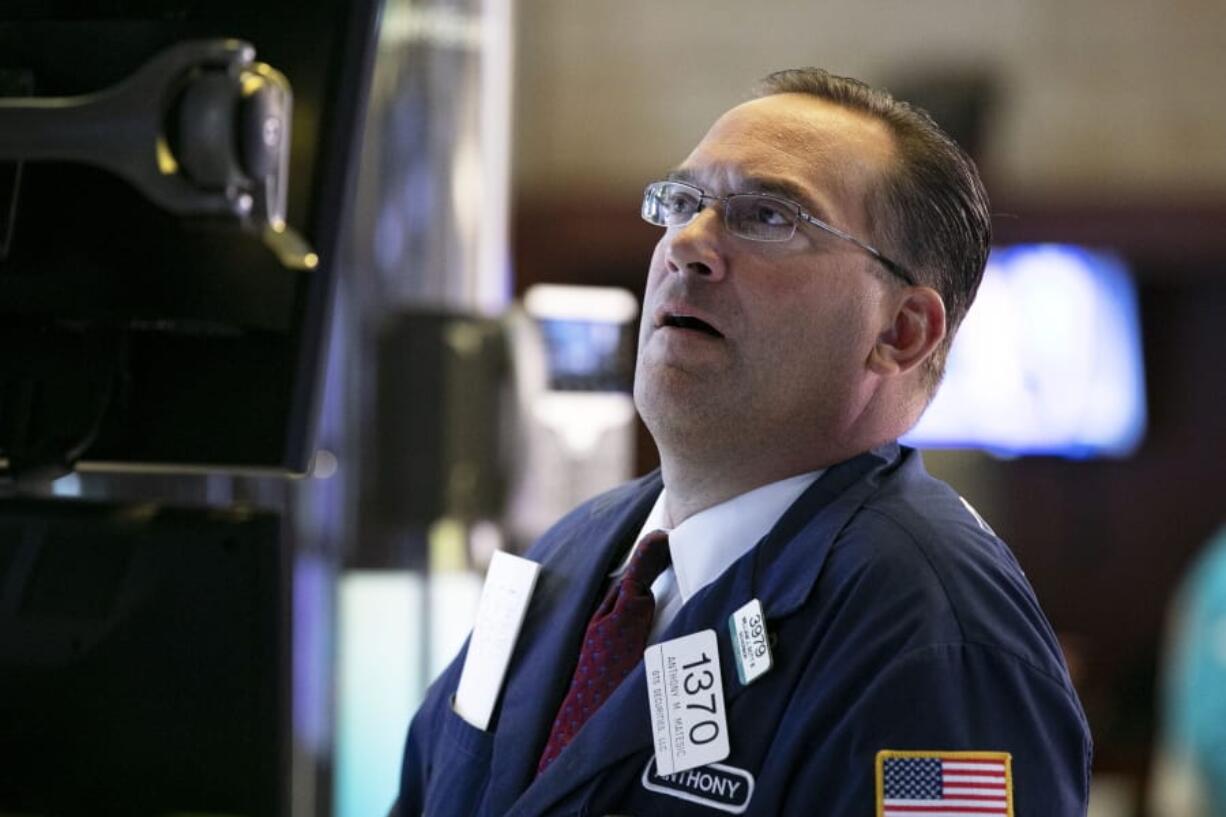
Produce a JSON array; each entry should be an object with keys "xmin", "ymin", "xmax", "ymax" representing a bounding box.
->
[{"xmin": 756, "ymin": 68, "xmax": 992, "ymax": 392}]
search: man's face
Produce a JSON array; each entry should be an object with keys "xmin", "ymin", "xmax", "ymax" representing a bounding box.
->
[{"xmin": 633, "ymin": 93, "xmax": 900, "ymax": 463}]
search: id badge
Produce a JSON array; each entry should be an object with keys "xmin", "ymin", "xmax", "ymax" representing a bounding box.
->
[
  {"xmin": 643, "ymin": 629, "xmax": 731, "ymax": 775},
  {"xmin": 728, "ymin": 598, "xmax": 773, "ymax": 685}
]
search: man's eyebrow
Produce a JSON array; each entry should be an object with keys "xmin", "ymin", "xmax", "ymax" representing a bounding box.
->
[
  {"xmin": 741, "ymin": 177, "xmax": 832, "ymax": 221},
  {"xmin": 665, "ymin": 168, "xmax": 701, "ymax": 186}
]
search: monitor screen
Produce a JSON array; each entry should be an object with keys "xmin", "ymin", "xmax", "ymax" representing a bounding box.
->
[
  {"xmin": 903, "ymin": 244, "xmax": 1147, "ymax": 458},
  {"xmin": 0, "ymin": 497, "xmax": 288, "ymax": 816},
  {"xmin": 523, "ymin": 285, "xmax": 639, "ymax": 393},
  {"xmin": 0, "ymin": 0, "xmax": 378, "ymax": 475},
  {"xmin": 536, "ymin": 318, "xmax": 636, "ymax": 393}
]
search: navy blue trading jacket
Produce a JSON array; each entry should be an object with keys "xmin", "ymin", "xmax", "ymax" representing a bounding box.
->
[{"xmin": 398, "ymin": 444, "xmax": 1092, "ymax": 816}]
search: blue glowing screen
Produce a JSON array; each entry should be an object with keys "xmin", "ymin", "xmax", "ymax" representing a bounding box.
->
[{"xmin": 902, "ymin": 244, "xmax": 1147, "ymax": 458}]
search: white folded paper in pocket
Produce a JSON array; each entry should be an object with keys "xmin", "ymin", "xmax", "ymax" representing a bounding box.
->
[{"xmin": 453, "ymin": 550, "xmax": 541, "ymax": 730}]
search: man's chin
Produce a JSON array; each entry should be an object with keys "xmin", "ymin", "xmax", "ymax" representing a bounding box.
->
[
  {"xmin": 634, "ymin": 362, "xmax": 713, "ymax": 408},
  {"xmin": 636, "ymin": 378, "xmax": 735, "ymax": 437}
]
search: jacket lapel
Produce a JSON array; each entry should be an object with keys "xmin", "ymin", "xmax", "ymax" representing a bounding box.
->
[
  {"xmin": 485, "ymin": 472, "xmax": 662, "ymax": 815},
  {"xmin": 751, "ymin": 443, "xmax": 898, "ymax": 618},
  {"xmin": 507, "ymin": 445, "xmax": 901, "ymax": 816}
]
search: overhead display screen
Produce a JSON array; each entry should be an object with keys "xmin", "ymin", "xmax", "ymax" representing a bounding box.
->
[{"xmin": 903, "ymin": 244, "xmax": 1147, "ymax": 459}]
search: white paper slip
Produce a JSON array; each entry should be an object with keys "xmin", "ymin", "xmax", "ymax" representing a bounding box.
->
[
  {"xmin": 728, "ymin": 599, "xmax": 773, "ymax": 685},
  {"xmin": 453, "ymin": 550, "xmax": 541, "ymax": 731},
  {"xmin": 644, "ymin": 629, "xmax": 731, "ymax": 776}
]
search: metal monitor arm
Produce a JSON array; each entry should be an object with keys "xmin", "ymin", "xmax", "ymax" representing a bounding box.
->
[{"xmin": 0, "ymin": 39, "xmax": 315, "ymax": 270}]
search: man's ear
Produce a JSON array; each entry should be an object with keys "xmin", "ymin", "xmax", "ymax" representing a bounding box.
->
[{"xmin": 867, "ymin": 286, "xmax": 946, "ymax": 376}]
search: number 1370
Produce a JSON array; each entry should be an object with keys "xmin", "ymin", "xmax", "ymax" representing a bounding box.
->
[{"xmin": 681, "ymin": 652, "xmax": 720, "ymax": 745}]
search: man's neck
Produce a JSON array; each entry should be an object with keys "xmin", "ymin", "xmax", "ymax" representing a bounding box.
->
[
  {"xmin": 655, "ymin": 421, "xmax": 905, "ymax": 525},
  {"xmin": 646, "ymin": 382, "xmax": 918, "ymax": 524}
]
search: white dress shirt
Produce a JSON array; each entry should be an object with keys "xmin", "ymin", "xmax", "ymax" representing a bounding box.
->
[{"xmin": 612, "ymin": 469, "xmax": 823, "ymax": 644}]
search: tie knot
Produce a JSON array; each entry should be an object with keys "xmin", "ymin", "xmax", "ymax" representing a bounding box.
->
[{"xmin": 624, "ymin": 529, "xmax": 671, "ymax": 589}]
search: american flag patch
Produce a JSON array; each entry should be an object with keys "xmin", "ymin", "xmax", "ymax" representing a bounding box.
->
[{"xmin": 875, "ymin": 750, "xmax": 1013, "ymax": 816}]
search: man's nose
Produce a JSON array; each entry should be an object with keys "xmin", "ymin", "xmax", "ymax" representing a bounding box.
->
[{"xmin": 664, "ymin": 208, "xmax": 728, "ymax": 280}]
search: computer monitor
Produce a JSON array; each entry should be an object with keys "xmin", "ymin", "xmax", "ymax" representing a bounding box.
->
[
  {"xmin": 0, "ymin": 0, "xmax": 379, "ymax": 476},
  {"xmin": 904, "ymin": 243, "xmax": 1148, "ymax": 458}
]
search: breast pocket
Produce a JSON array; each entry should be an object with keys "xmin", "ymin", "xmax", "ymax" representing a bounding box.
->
[{"xmin": 423, "ymin": 702, "xmax": 496, "ymax": 817}]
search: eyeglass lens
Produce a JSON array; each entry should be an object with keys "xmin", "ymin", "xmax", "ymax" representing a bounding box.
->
[{"xmin": 642, "ymin": 182, "xmax": 799, "ymax": 242}]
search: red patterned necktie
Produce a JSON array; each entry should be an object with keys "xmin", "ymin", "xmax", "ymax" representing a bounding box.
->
[{"xmin": 536, "ymin": 529, "xmax": 672, "ymax": 775}]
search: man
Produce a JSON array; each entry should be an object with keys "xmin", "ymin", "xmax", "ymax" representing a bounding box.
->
[{"xmin": 397, "ymin": 68, "xmax": 1091, "ymax": 816}]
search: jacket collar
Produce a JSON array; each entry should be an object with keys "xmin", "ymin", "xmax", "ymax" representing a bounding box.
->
[{"xmin": 750, "ymin": 442, "xmax": 898, "ymax": 618}]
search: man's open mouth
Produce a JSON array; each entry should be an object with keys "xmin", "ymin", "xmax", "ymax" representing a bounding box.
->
[{"xmin": 662, "ymin": 314, "xmax": 724, "ymax": 338}]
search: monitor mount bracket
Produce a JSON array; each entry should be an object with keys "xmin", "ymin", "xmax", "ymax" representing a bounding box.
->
[{"xmin": 0, "ymin": 39, "xmax": 316, "ymax": 270}]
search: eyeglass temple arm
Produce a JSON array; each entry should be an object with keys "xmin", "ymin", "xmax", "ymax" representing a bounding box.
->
[{"xmin": 799, "ymin": 212, "xmax": 915, "ymax": 286}]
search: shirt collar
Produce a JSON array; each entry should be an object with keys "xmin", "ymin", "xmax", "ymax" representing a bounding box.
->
[{"xmin": 624, "ymin": 469, "xmax": 824, "ymax": 603}]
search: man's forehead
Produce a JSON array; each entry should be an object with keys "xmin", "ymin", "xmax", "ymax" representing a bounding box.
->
[
  {"xmin": 714, "ymin": 93, "xmax": 893, "ymax": 155},
  {"xmin": 676, "ymin": 93, "xmax": 895, "ymax": 222}
]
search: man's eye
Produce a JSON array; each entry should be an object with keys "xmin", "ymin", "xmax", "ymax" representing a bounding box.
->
[
  {"xmin": 663, "ymin": 193, "xmax": 699, "ymax": 215},
  {"xmin": 750, "ymin": 201, "xmax": 791, "ymax": 226}
]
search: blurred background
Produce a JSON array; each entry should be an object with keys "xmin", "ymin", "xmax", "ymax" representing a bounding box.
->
[{"xmin": 2, "ymin": 1, "xmax": 1225, "ymax": 816}]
